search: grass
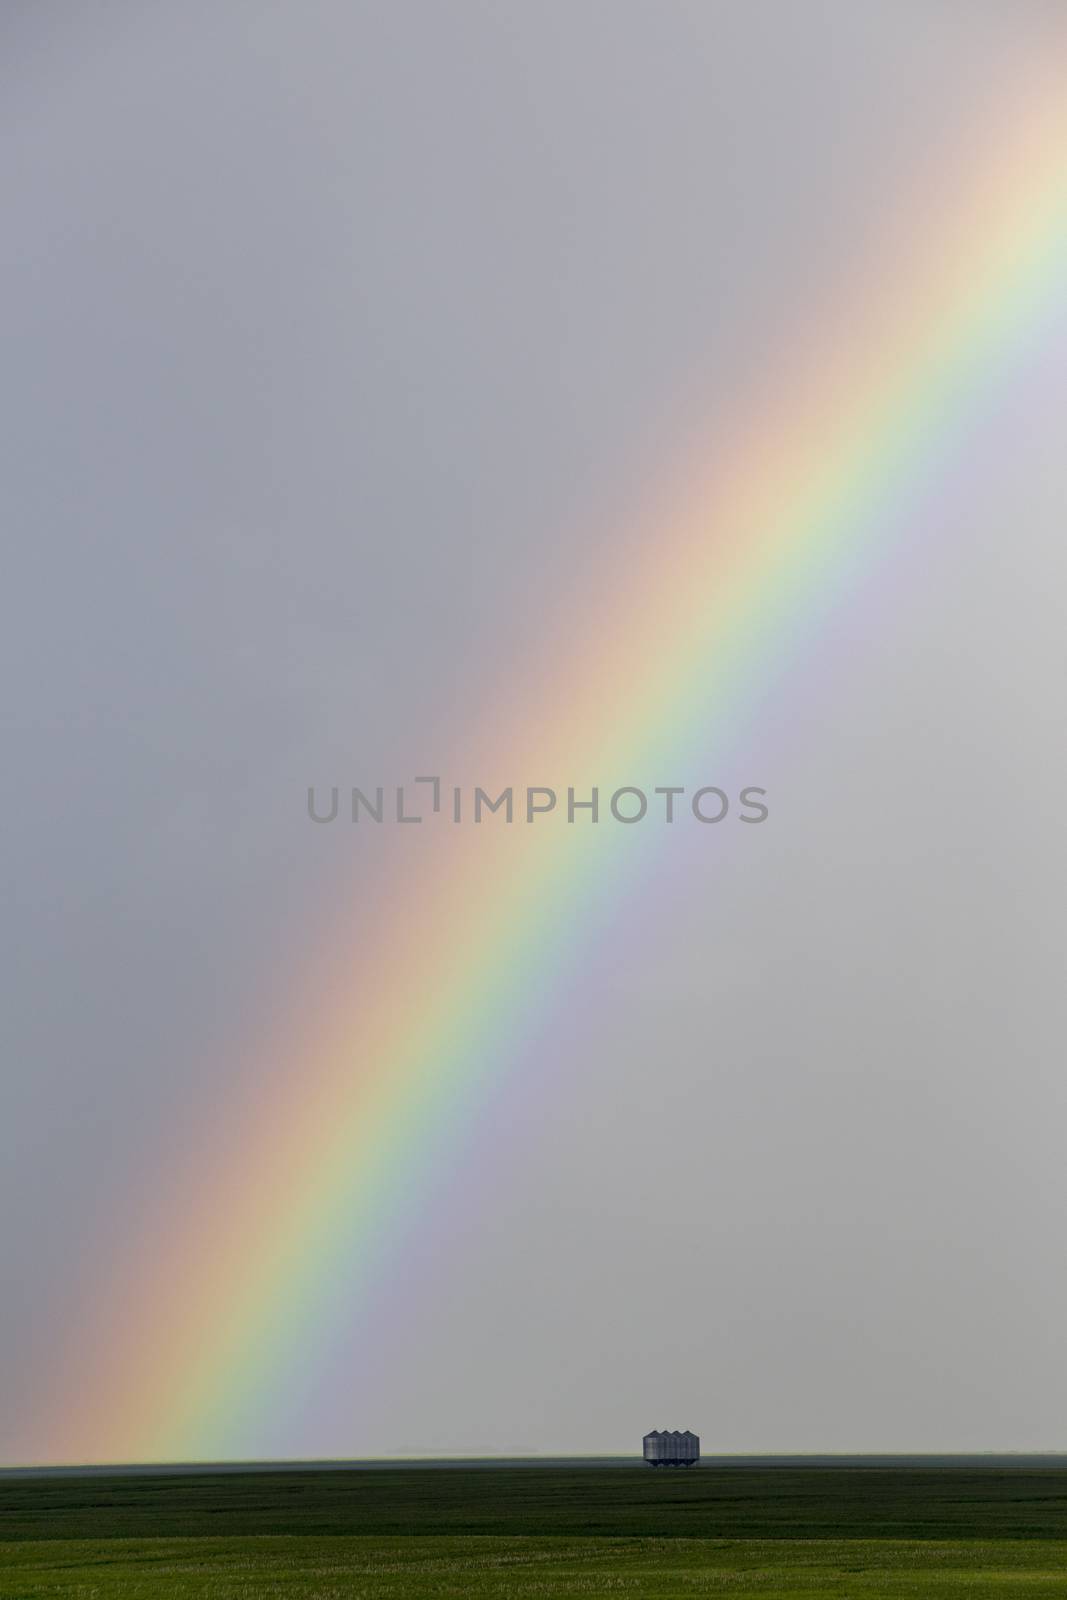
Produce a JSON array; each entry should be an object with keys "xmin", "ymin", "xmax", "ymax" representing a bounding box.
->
[
  {"xmin": 6, "ymin": 1534, "xmax": 1067, "ymax": 1597},
  {"xmin": 5, "ymin": 1465, "xmax": 1067, "ymax": 1596}
]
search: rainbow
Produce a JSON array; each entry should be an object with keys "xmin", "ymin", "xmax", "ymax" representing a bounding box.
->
[{"xmin": 41, "ymin": 76, "xmax": 1067, "ymax": 1464}]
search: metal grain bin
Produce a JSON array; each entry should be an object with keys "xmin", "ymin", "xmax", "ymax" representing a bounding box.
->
[{"xmin": 643, "ymin": 1429, "xmax": 700, "ymax": 1467}]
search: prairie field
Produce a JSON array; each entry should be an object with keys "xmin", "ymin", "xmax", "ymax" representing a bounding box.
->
[{"xmin": 4, "ymin": 1463, "xmax": 1067, "ymax": 1597}]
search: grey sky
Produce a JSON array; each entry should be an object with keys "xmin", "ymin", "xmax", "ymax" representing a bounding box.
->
[{"xmin": 2, "ymin": 2, "xmax": 1066, "ymax": 1461}]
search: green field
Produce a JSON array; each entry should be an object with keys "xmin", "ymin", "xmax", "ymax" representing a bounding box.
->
[{"xmin": 4, "ymin": 1463, "xmax": 1067, "ymax": 1597}]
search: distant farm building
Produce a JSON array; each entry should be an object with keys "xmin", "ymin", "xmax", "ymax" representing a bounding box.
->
[{"xmin": 643, "ymin": 1429, "xmax": 700, "ymax": 1467}]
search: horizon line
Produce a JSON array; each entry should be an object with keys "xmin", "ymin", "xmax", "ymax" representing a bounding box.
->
[{"xmin": 8, "ymin": 1449, "xmax": 1067, "ymax": 1478}]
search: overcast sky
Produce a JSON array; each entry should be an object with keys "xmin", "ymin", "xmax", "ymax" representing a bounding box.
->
[{"xmin": 3, "ymin": 2, "xmax": 1067, "ymax": 1463}]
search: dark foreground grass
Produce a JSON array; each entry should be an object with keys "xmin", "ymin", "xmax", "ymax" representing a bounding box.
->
[
  {"xmin": 5, "ymin": 1466, "xmax": 1067, "ymax": 1597},
  {"xmin": 6, "ymin": 1464, "xmax": 1067, "ymax": 1541},
  {"xmin": 4, "ymin": 1534, "xmax": 1067, "ymax": 1597}
]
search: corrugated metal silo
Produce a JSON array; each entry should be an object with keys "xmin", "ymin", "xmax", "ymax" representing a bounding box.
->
[{"xmin": 642, "ymin": 1428, "xmax": 700, "ymax": 1466}]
